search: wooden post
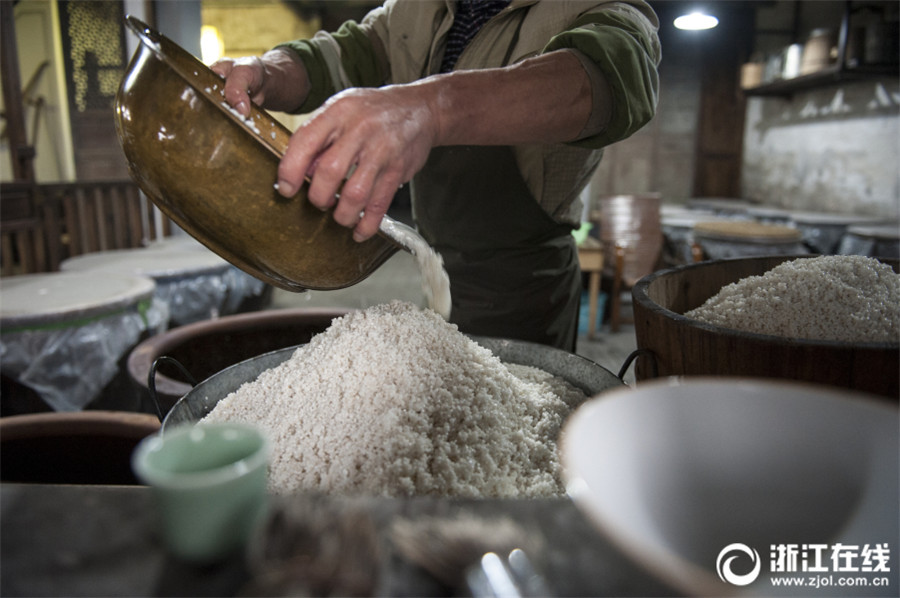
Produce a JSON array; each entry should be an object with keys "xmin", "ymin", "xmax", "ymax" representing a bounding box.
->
[{"xmin": 0, "ymin": 1, "xmax": 36, "ymax": 182}]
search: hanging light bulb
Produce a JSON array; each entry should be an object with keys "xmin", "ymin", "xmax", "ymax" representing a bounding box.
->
[{"xmin": 674, "ymin": 12, "xmax": 719, "ymax": 30}]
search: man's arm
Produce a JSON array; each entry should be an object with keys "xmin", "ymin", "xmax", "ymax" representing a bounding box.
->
[
  {"xmin": 274, "ymin": 49, "xmax": 593, "ymax": 242},
  {"xmin": 212, "ymin": 2, "xmax": 660, "ymax": 244},
  {"xmin": 427, "ymin": 50, "xmax": 593, "ymax": 147}
]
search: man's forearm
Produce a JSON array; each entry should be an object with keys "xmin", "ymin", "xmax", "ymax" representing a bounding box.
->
[
  {"xmin": 267, "ymin": 48, "xmax": 600, "ymax": 241},
  {"xmin": 418, "ymin": 50, "xmax": 595, "ymax": 148}
]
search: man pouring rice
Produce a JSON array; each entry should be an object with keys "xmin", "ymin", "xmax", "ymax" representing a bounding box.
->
[{"xmin": 213, "ymin": 0, "xmax": 661, "ymax": 351}]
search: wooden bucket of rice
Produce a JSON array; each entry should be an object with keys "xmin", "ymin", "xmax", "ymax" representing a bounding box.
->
[{"xmin": 632, "ymin": 255, "xmax": 899, "ymax": 399}]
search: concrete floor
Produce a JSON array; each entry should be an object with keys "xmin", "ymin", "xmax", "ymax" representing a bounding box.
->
[{"xmin": 269, "ymin": 248, "xmax": 639, "ymax": 385}]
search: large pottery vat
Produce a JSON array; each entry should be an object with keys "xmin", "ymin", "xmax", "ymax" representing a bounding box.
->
[
  {"xmin": 128, "ymin": 308, "xmax": 350, "ymax": 415},
  {"xmin": 0, "ymin": 411, "xmax": 160, "ymax": 484},
  {"xmin": 161, "ymin": 336, "xmax": 624, "ymax": 431}
]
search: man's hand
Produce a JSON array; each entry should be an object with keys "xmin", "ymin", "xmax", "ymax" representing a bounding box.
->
[
  {"xmin": 276, "ymin": 85, "xmax": 439, "ymax": 242},
  {"xmin": 214, "ymin": 49, "xmax": 593, "ymax": 243},
  {"xmin": 211, "ymin": 49, "xmax": 309, "ymax": 117}
]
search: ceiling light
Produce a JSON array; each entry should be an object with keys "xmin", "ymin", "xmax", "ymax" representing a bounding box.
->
[{"xmin": 674, "ymin": 12, "xmax": 719, "ymax": 30}]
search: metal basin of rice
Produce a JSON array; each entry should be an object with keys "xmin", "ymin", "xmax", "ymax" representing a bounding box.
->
[
  {"xmin": 632, "ymin": 255, "xmax": 899, "ymax": 399},
  {"xmin": 161, "ymin": 337, "xmax": 624, "ymax": 432}
]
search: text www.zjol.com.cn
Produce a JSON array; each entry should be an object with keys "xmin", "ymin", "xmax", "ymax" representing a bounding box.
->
[
  {"xmin": 717, "ymin": 542, "xmax": 894, "ymax": 590},
  {"xmin": 769, "ymin": 573, "xmax": 892, "ymax": 589}
]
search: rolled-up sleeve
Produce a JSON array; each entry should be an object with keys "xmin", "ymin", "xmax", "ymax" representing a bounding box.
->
[
  {"xmin": 544, "ymin": 5, "xmax": 661, "ymax": 149},
  {"xmin": 275, "ymin": 13, "xmax": 389, "ymax": 114}
]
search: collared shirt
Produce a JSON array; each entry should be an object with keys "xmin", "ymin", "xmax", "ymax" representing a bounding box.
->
[
  {"xmin": 278, "ymin": 0, "xmax": 661, "ymax": 225},
  {"xmin": 439, "ymin": 0, "xmax": 512, "ymax": 73}
]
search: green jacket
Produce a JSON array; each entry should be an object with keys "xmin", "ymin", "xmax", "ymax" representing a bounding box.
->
[{"xmin": 279, "ymin": 0, "xmax": 660, "ymax": 226}]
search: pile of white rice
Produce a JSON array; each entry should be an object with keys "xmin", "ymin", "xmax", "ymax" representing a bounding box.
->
[
  {"xmin": 685, "ymin": 255, "xmax": 900, "ymax": 342},
  {"xmin": 202, "ymin": 301, "xmax": 585, "ymax": 497}
]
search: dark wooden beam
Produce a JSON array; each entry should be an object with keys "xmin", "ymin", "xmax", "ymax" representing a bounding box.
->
[
  {"xmin": 0, "ymin": 1, "xmax": 34, "ymax": 181},
  {"xmin": 1, "ymin": 1, "xmax": 35, "ymax": 182}
]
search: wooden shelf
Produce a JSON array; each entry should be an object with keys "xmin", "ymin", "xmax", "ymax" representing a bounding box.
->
[
  {"xmin": 743, "ymin": 0, "xmax": 898, "ymax": 98},
  {"xmin": 744, "ymin": 63, "xmax": 899, "ymax": 97}
]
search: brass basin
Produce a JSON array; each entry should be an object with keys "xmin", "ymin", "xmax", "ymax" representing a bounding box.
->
[{"xmin": 115, "ymin": 16, "xmax": 400, "ymax": 291}]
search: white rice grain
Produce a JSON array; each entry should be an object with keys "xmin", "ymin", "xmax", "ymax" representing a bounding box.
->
[
  {"xmin": 202, "ymin": 301, "xmax": 584, "ymax": 497},
  {"xmin": 378, "ymin": 217, "xmax": 452, "ymax": 320},
  {"xmin": 685, "ymin": 255, "xmax": 900, "ymax": 343}
]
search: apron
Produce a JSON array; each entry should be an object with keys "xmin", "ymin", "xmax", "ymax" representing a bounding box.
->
[{"xmin": 411, "ymin": 145, "xmax": 582, "ymax": 352}]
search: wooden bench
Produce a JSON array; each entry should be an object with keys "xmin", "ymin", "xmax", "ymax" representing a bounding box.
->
[
  {"xmin": 1, "ymin": 181, "xmax": 46, "ymax": 276},
  {"xmin": 1, "ymin": 180, "xmax": 171, "ymax": 276}
]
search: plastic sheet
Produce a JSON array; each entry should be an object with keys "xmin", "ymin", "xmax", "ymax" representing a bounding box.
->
[
  {"xmin": 155, "ymin": 271, "xmax": 229, "ymax": 326},
  {"xmin": 795, "ymin": 222, "xmax": 847, "ymax": 254},
  {"xmin": 59, "ymin": 247, "xmax": 268, "ymax": 327},
  {"xmin": 131, "ymin": 267, "xmax": 266, "ymax": 327},
  {"xmin": 0, "ymin": 298, "xmax": 168, "ymax": 411},
  {"xmin": 222, "ymin": 266, "xmax": 269, "ymax": 315},
  {"xmin": 659, "ymin": 209, "xmax": 729, "ymax": 266},
  {"xmin": 838, "ymin": 230, "xmax": 900, "ymax": 259},
  {"xmin": 661, "ymin": 223, "xmax": 696, "ymax": 264}
]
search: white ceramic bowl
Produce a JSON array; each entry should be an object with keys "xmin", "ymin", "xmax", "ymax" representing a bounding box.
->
[{"xmin": 560, "ymin": 378, "xmax": 898, "ymax": 597}]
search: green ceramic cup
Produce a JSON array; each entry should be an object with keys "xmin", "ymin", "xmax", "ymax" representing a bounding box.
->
[{"xmin": 132, "ymin": 422, "xmax": 270, "ymax": 563}]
